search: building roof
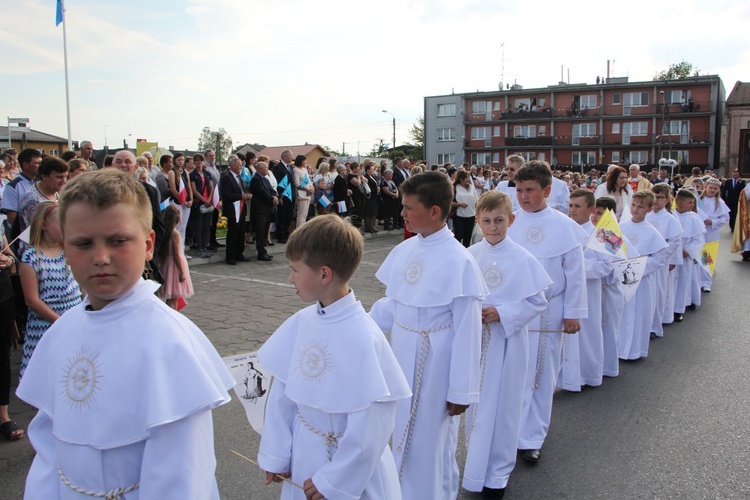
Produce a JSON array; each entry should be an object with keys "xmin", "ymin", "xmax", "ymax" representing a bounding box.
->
[
  {"xmin": 726, "ymin": 81, "xmax": 750, "ymax": 107},
  {"xmin": 0, "ymin": 126, "xmax": 68, "ymax": 144},
  {"xmin": 257, "ymin": 144, "xmax": 331, "ymax": 160}
]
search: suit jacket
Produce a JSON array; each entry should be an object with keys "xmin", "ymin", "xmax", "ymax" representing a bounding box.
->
[
  {"xmin": 250, "ymin": 173, "xmax": 277, "ymax": 216},
  {"xmin": 722, "ymin": 178, "xmax": 746, "ymax": 207},
  {"xmin": 220, "ymin": 170, "xmax": 246, "ymax": 219},
  {"xmin": 272, "ymin": 161, "xmax": 296, "ymax": 202},
  {"xmin": 392, "ymin": 166, "xmax": 409, "ymax": 187}
]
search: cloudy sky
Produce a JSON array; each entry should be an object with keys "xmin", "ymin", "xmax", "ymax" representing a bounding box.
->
[{"xmin": 3, "ymin": 0, "xmax": 748, "ymax": 155}]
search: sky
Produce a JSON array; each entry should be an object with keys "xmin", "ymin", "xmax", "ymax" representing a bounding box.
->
[{"xmin": 2, "ymin": 0, "xmax": 749, "ymax": 155}]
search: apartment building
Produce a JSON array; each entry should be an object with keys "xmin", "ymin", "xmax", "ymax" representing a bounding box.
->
[{"xmin": 424, "ymin": 75, "xmax": 725, "ymax": 173}]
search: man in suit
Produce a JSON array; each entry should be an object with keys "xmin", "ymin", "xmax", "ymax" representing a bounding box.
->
[
  {"xmin": 250, "ymin": 161, "xmax": 279, "ymax": 261},
  {"xmin": 722, "ymin": 169, "xmax": 746, "ymax": 232},
  {"xmin": 220, "ymin": 155, "xmax": 252, "ymax": 265},
  {"xmin": 272, "ymin": 149, "xmax": 295, "ymax": 243},
  {"xmin": 391, "ymin": 157, "xmax": 410, "ymax": 229}
]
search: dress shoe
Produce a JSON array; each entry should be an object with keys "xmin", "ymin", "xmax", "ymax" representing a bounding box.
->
[
  {"xmin": 258, "ymin": 254, "xmax": 273, "ymax": 261},
  {"xmin": 236, "ymin": 255, "xmax": 248, "ymax": 262},
  {"xmin": 674, "ymin": 313, "xmax": 684, "ymax": 322},
  {"xmin": 702, "ymin": 287, "xmax": 711, "ymax": 293},
  {"xmin": 226, "ymin": 259, "xmax": 237, "ymax": 266},
  {"xmin": 277, "ymin": 238, "xmax": 287, "ymax": 244},
  {"xmin": 481, "ymin": 486, "xmax": 506, "ymax": 499},
  {"xmin": 212, "ymin": 241, "xmax": 225, "ymax": 247},
  {"xmin": 519, "ymin": 449, "xmax": 541, "ymax": 462},
  {"xmin": 687, "ymin": 304, "xmax": 696, "ymax": 311},
  {"xmin": 207, "ymin": 245, "xmax": 217, "ymax": 252},
  {"xmin": 266, "ymin": 241, "xmax": 275, "ymax": 246}
]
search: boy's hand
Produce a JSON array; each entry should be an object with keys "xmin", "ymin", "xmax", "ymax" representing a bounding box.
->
[
  {"xmin": 264, "ymin": 471, "xmax": 290, "ymax": 485},
  {"xmin": 304, "ymin": 478, "xmax": 324, "ymax": 500},
  {"xmin": 682, "ymin": 250, "xmax": 689, "ymax": 258},
  {"xmin": 563, "ymin": 319, "xmax": 580, "ymax": 334},
  {"xmin": 481, "ymin": 307, "xmax": 499, "ymax": 324},
  {"xmin": 669, "ymin": 264, "xmax": 676, "ymax": 271},
  {"xmin": 447, "ymin": 402, "xmax": 469, "ymax": 416}
]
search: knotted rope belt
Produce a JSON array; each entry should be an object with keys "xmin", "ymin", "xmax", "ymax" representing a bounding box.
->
[
  {"xmin": 466, "ymin": 323, "xmax": 491, "ymax": 442},
  {"xmin": 58, "ymin": 466, "xmax": 139, "ymax": 499},
  {"xmin": 297, "ymin": 410, "xmax": 343, "ymax": 462},
  {"xmin": 532, "ymin": 291, "xmax": 563, "ymax": 391},
  {"xmin": 392, "ymin": 319, "xmax": 453, "ymax": 479}
]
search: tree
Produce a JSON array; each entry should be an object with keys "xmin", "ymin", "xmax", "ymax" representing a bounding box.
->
[
  {"xmin": 405, "ymin": 116, "xmax": 425, "ymax": 160},
  {"xmin": 321, "ymin": 145, "xmax": 342, "ymax": 157},
  {"xmin": 653, "ymin": 60, "xmax": 700, "ymax": 81},
  {"xmin": 197, "ymin": 127, "xmax": 233, "ymax": 163}
]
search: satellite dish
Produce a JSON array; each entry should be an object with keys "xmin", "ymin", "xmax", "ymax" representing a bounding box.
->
[{"xmin": 498, "ymin": 81, "xmax": 503, "ymax": 91}]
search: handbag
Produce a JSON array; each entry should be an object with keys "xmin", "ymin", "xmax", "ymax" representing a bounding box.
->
[{"xmin": 199, "ymin": 204, "xmax": 214, "ymax": 214}]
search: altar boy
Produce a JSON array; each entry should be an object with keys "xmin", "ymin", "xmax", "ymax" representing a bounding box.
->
[
  {"xmin": 17, "ymin": 169, "xmax": 235, "ymax": 499},
  {"xmin": 258, "ymin": 215, "xmax": 411, "ymax": 499},
  {"xmin": 370, "ymin": 171, "xmax": 488, "ymax": 499},
  {"xmin": 463, "ymin": 191, "xmax": 551, "ymax": 499},
  {"xmin": 508, "ymin": 161, "xmax": 588, "ymax": 463}
]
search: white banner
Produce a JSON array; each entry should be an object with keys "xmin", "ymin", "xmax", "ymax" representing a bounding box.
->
[
  {"xmin": 613, "ymin": 255, "xmax": 648, "ymax": 303},
  {"xmin": 222, "ymin": 352, "xmax": 270, "ymax": 435}
]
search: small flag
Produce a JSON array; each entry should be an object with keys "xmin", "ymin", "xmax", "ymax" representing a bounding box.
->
[
  {"xmin": 18, "ymin": 226, "xmax": 31, "ymax": 245},
  {"xmin": 160, "ymin": 199, "xmax": 170, "ymax": 211},
  {"xmin": 318, "ymin": 195, "xmax": 331, "ymax": 208},
  {"xmin": 583, "ymin": 208, "xmax": 627, "ymax": 259},
  {"xmin": 613, "ymin": 255, "xmax": 648, "ymax": 303},
  {"xmin": 56, "ymin": 0, "xmax": 64, "ymax": 26},
  {"xmin": 222, "ymin": 351, "xmax": 270, "ymax": 435},
  {"xmin": 278, "ymin": 175, "xmax": 292, "ymax": 201},
  {"xmin": 301, "ymin": 173, "xmax": 310, "ymax": 188},
  {"xmin": 178, "ymin": 177, "xmax": 188, "ymax": 204},
  {"xmin": 213, "ymin": 183, "xmax": 221, "ymax": 209},
  {"xmin": 700, "ymin": 241, "xmax": 719, "ymax": 276},
  {"xmin": 336, "ymin": 200, "xmax": 347, "ymax": 213},
  {"xmin": 176, "ymin": 297, "xmax": 187, "ymax": 311},
  {"xmin": 233, "ymin": 200, "xmax": 243, "ymax": 223}
]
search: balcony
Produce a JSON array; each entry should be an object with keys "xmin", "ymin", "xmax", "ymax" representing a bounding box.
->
[{"xmin": 505, "ymin": 136, "xmax": 554, "ymax": 147}]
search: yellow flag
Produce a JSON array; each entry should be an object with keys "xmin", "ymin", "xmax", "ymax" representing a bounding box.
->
[
  {"xmin": 700, "ymin": 241, "xmax": 719, "ymax": 276},
  {"xmin": 584, "ymin": 208, "xmax": 627, "ymax": 258}
]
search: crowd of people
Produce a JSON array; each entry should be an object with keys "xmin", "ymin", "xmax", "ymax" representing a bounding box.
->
[{"xmin": 1, "ymin": 142, "xmax": 750, "ymax": 499}]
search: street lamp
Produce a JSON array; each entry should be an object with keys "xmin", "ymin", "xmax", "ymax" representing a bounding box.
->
[
  {"xmin": 382, "ymin": 110, "xmax": 396, "ymax": 150},
  {"xmin": 122, "ymin": 133, "xmax": 132, "ymax": 149}
]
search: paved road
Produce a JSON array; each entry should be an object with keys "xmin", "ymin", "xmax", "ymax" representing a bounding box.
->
[{"xmin": 2, "ymin": 228, "xmax": 749, "ymax": 499}]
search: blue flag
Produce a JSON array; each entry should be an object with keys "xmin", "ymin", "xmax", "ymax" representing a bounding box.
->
[
  {"xmin": 278, "ymin": 175, "xmax": 292, "ymax": 201},
  {"xmin": 160, "ymin": 199, "xmax": 170, "ymax": 211},
  {"xmin": 56, "ymin": 0, "xmax": 64, "ymax": 26}
]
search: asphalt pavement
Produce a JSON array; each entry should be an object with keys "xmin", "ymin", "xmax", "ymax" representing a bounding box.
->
[{"xmin": 1, "ymin": 227, "xmax": 748, "ymax": 499}]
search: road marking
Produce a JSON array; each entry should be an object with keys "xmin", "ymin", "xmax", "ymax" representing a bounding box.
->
[{"xmin": 191, "ymin": 271, "xmax": 294, "ymax": 288}]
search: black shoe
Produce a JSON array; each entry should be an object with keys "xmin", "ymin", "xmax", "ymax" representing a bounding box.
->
[
  {"xmin": 207, "ymin": 245, "xmax": 217, "ymax": 252},
  {"xmin": 266, "ymin": 241, "xmax": 275, "ymax": 246},
  {"xmin": 481, "ymin": 487, "xmax": 506, "ymax": 499},
  {"xmin": 277, "ymin": 238, "xmax": 287, "ymax": 244},
  {"xmin": 236, "ymin": 255, "xmax": 248, "ymax": 262},
  {"xmin": 743, "ymin": 251, "xmax": 750, "ymax": 261},
  {"xmin": 258, "ymin": 254, "xmax": 273, "ymax": 261},
  {"xmin": 687, "ymin": 304, "xmax": 696, "ymax": 311},
  {"xmin": 211, "ymin": 241, "xmax": 225, "ymax": 247},
  {"xmin": 519, "ymin": 449, "xmax": 541, "ymax": 462},
  {"xmin": 226, "ymin": 259, "xmax": 237, "ymax": 265},
  {"xmin": 674, "ymin": 313, "xmax": 684, "ymax": 322}
]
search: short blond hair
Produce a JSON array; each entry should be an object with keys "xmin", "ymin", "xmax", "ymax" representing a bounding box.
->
[
  {"xmin": 476, "ymin": 190, "xmax": 513, "ymax": 218},
  {"xmin": 632, "ymin": 189, "xmax": 655, "ymax": 207},
  {"xmin": 59, "ymin": 169, "xmax": 152, "ymax": 236},
  {"xmin": 285, "ymin": 214, "xmax": 363, "ymax": 283}
]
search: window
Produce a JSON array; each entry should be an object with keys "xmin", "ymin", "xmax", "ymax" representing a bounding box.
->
[
  {"xmin": 623, "ymin": 92, "xmax": 649, "ymax": 107},
  {"xmin": 629, "ymin": 151, "xmax": 649, "ymax": 164},
  {"xmin": 470, "ymin": 152, "xmax": 492, "ymax": 164},
  {"xmin": 49, "ymin": 149, "xmax": 58, "ymax": 156},
  {"xmin": 437, "ymin": 103, "xmax": 456, "ymax": 117},
  {"xmin": 623, "ymin": 122, "xmax": 648, "ymax": 136},
  {"xmin": 471, "ymin": 101, "xmax": 487, "ymax": 114},
  {"xmin": 39, "ymin": 149, "xmax": 46, "ymax": 154},
  {"xmin": 436, "ymin": 128, "xmax": 456, "ymax": 142},
  {"xmin": 514, "ymin": 152, "xmax": 537, "ymax": 161},
  {"xmin": 471, "ymin": 127, "xmax": 491, "ymax": 140},
  {"xmin": 572, "ymin": 151, "xmax": 596, "ymax": 165},
  {"xmin": 492, "ymin": 152, "xmax": 500, "ymax": 162},
  {"xmin": 437, "ymin": 153, "xmax": 455, "ymax": 164},
  {"xmin": 493, "ymin": 126, "xmax": 501, "ymax": 137},
  {"xmin": 612, "ymin": 123, "xmax": 621, "ymax": 134},
  {"xmin": 611, "ymin": 151, "xmax": 621, "ymax": 163},
  {"xmin": 493, "ymin": 101, "xmax": 501, "ymax": 111},
  {"xmin": 662, "ymin": 120, "xmax": 689, "ymax": 136},
  {"xmin": 572, "ymin": 123, "xmax": 596, "ymax": 145},
  {"xmin": 612, "ymin": 93, "xmax": 621, "ymax": 105},
  {"xmin": 539, "ymin": 125, "xmax": 546, "ymax": 136},
  {"xmin": 513, "ymin": 125, "xmax": 537, "ymax": 138},
  {"xmin": 579, "ymin": 94, "xmax": 597, "ymax": 108},
  {"xmin": 664, "ymin": 90, "xmax": 690, "ymax": 105},
  {"xmin": 660, "ymin": 150, "xmax": 688, "ymax": 164}
]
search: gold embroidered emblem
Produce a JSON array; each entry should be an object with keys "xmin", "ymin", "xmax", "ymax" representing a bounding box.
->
[
  {"xmin": 402, "ymin": 258, "xmax": 425, "ymax": 286},
  {"xmin": 60, "ymin": 347, "xmax": 102, "ymax": 411},
  {"xmin": 483, "ymin": 263, "xmax": 506, "ymax": 290},
  {"xmin": 297, "ymin": 340, "xmax": 332, "ymax": 382},
  {"xmin": 525, "ymin": 225, "xmax": 545, "ymax": 245}
]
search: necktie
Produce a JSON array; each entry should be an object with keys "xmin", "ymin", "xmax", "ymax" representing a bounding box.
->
[{"xmin": 508, "ymin": 181, "xmax": 516, "ymax": 187}]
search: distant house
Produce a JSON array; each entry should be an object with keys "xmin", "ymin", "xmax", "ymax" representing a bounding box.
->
[
  {"xmin": 258, "ymin": 144, "xmax": 332, "ymax": 168},
  {"xmin": 0, "ymin": 126, "xmax": 69, "ymax": 157},
  {"xmin": 722, "ymin": 81, "xmax": 750, "ymax": 176},
  {"xmin": 235, "ymin": 143, "xmax": 265, "ymax": 158}
]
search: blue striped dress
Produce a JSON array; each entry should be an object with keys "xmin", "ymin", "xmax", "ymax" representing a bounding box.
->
[{"xmin": 19, "ymin": 247, "xmax": 82, "ymax": 379}]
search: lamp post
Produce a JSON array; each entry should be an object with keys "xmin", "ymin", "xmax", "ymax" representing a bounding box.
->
[
  {"xmin": 382, "ymin": 110, "xmax": 396, "ymax": 150},
  {"xmin": 122, "ymin": 133, "xmax": 132, "ymax": 149}
]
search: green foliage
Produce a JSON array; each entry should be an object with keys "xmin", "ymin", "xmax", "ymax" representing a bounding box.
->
[
  {"xmin": 653, "ymin": 60, "xmax": 700, "ymax": 81},
  {"xmin": 197, "ymin": 127, "xmax": 233, "ymax": 162},
  {"xmin": 322, "ymin": 145, "xmax": 342, "ymax": 157}
]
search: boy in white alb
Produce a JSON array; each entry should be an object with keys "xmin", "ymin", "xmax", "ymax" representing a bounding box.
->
[
  {"xmin": 463, "ymin": 191, "xmax": 551, "ymax": 499},
  {"xmin": 17, "ymin": 169, "xmax": 235, "ymax": 499},
  {"xmin": 673, "ymin": 189, "xmax": 706, "ymax": 320},
  {"xmin": 259, "ymin": 215, "xmax": 410, "ymax": 499},
  {"xmin": 618, "ymin": 191, "xmax": 668, "ymax": 360},
  {"xmin": 508, "ymin": 161, "xmax": 588, "ymax": 463},
  {"xmin": 562, "ymin": 189, "xmax": 614, "ymax": 389},
  {"xmin": 646, "ymin": 184, "xmax": 683, "ymax": 333},
  {"xmin": 370, "ymin": 172, "xmax": 487, "ymax": 499}
]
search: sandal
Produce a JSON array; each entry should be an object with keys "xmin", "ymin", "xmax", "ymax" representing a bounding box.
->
[{"xmin": 0, "ymin": 420, "xmax": 25, "ymax": 441}]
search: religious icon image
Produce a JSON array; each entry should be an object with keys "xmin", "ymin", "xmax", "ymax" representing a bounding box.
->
[
  {"xmin": 596, "ymin": 228, "xmax": 624, "ymax": 255},
  {"xmin": 243, "ymin": 361, "xmax": 267, "ymax": 403},
  {"xmin": 621, "ymin": 263, "xmax": 639, "ymax": 286}
]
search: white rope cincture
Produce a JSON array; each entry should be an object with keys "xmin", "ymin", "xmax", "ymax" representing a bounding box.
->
[
  {"xmin": 532, "ymin": 291, "xmax": 563, "ymax": 391},
  {"xmin": 297, "ymin": 410, "xmax": 343, "ymax": 461},
  {"xmin": 58, "ymin": 466, "xmax": 139, "ymax": 499},
  {"xmin": 392, "ymin": 319, "xmax": 453, "ymax": 480},
  {"xmin": 466, "ymin": 323, "xmax": 491, "ymax": 442}
]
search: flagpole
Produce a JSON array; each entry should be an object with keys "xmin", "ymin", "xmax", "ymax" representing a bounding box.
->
[{"xmin": 61, "ymin": 0, "xmax": 73, "ymax": 151}]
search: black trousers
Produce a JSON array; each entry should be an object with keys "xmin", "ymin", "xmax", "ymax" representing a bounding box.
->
[
  {"xmin": 210, "ymin": 208, "xmax": 220, "ymax": 244},
  {"xmin": 253, "ymin": 212, "xmax": 272, "ymax": 256},
  {"xmin": 225, "ymin": 211, "xmax": 246, "ymax": 261},
  {"xmin": 276, "ymin": 198, "xmax": 294, "ymax": 241},
  {"xmin": 453, "ymin": 215, "xmax": 475, "ymax": 248}
]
